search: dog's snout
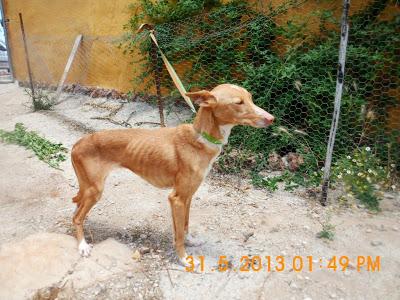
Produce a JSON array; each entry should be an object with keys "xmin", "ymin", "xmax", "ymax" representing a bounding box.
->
[
  {"xmin": 264, "ymin": 112, "xmax": 274, "ymax": 125},
  {"xmin": 253, "ymin": 105, "xmax": 274, "ymax": 127}
]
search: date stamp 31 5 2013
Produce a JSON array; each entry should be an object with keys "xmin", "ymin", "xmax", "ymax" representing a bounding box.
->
[{"xmin": 185, "ymin": 255, "xmax": 381, "ymax": 273}]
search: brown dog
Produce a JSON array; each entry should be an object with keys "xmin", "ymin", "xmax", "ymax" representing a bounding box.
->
[{"xmin": 71, "ymin": 84, "xmax": 274, "ymax": 265}]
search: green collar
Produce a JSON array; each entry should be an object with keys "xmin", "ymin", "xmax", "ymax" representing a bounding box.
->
[{"xmin": 201, "ymin": 132, "xmax": 222, "ymax": 145}]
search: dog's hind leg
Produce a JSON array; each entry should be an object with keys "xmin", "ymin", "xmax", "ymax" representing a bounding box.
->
[{"xmin": 71, "ymin": 147, "xmax": 112, "ymax": 256}]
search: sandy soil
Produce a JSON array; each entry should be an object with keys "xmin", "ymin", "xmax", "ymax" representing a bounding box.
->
[{"xmin": 0, "ymin": 83, "xmax": 399, "ymax": 300}]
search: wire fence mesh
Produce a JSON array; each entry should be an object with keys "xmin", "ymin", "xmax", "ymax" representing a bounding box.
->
[
  {"xmin": 124, "ymin": 0, "xmax": 399, "ymax": 208},
  {"xmin": 20, "ymin": 35, "xmax": 130, "ymax": 108},
  {"xmin": 15, "ymin": 0, "xmax": 399, "ymax": 208}
]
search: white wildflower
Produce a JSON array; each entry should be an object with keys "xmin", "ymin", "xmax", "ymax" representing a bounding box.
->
[
  {"xmin": 365, "ymin": 147, "xmax": 371, "ymax": 152},
  {"xmin": 347, "ymin": 156, "xmax": 351, "ymax": 159},
  {"xmin": 392, "ymin": 185, "xmax": 396, "ymax": 190},
  {"xmin": 346, "ymin": 170, "xmax": 351, "ymax": 174},
  {"xmin": 368, "ymin": 169, "xmax": 372, "ymax": 173}
]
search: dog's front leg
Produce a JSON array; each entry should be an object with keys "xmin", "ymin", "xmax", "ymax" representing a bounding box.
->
[
  {"xmin": 184, "ymin": 197, "xmax": 204, "ymax": 247},
  {"xmin": 169, "ymin": 191, "xmax": 187, "ymax": 263},
  {"xmin": 169, "ymin": 174, "xmax": 202, "ymax": 267}
]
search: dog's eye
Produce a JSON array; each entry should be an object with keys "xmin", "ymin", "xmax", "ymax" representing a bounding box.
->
[{"xmin": 235, "ymin": 99, "xmax": 244, "ymax": 105}]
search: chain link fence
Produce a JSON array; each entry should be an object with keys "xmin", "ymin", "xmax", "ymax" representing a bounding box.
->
[
  {"xmin": 124, "ymin": 0, "xmax": 399, "ymax": 209},
  {"xmin": 19, "ymin": 34, "xmax": 132, "ymax": 102}
]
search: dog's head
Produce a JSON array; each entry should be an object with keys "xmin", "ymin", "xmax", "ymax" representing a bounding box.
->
[{"xmin": 186, "ymin": 84, "xmax": 274, "ymax": 128}]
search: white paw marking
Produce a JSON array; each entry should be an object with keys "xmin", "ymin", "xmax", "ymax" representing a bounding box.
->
[
  {"xmin": 185, "ymin": 234, "xmax": 205, "ymax": 247},
  {"xmin": 78, "ymin": 239, "xmax": 92, "ymax": 257},
  {"xmin": 179, "ymin": 253, "xmax": 200, "ymax": 269}
]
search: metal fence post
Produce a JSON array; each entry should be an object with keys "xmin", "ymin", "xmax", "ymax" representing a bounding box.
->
[
  {"xmin": 18, "ymin": 13, "xmax": 35, "ymax": 98},
  {"xmin": 321, "ymin": 0, "xmax": 351, "ymax": 205}
]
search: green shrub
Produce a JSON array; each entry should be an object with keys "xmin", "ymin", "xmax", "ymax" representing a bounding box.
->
[
  {"xmin": 332, "ymin": 147, "xmax": 391, "ymax": 211},
  {"xmin": 123, "ymin": 0, "xmax": 399, "ymax": 205}
]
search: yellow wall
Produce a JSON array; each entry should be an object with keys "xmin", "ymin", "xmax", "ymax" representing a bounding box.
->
[
  {"xmin": 4, "ymin": 0, "xmax": 139, "ymax": 92},
  {"xmin": 3, "ymin": 0, "xmax": 398, "ymax": 94}
]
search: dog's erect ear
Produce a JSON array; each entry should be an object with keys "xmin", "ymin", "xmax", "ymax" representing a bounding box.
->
[{"xmin": 185, "ymin": 90, "xmax": 217, "ymax": 107}]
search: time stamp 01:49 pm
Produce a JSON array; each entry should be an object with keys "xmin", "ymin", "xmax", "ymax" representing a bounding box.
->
[{"xmin": 185, "ymin": 255, "xmax": 381, "ymax": 273}]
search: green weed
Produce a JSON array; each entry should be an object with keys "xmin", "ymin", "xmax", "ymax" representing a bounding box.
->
[
  {"xmin": 25, "ymin": 88, "xmax": 54, "ymax": 111},
  {"xmin": 317, "ymin": 223, "xmax": 335, "ymax": 241},
  {"xmin": 331, "ymin": 147, "xmax": 392, "ymax": 211},
  {"xmin": 0, "ymin": 123, "xmax": 67, "ymax": 169}
]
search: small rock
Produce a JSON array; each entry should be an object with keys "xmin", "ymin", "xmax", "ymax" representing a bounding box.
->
[
  {"xmin": 140, "ymin": 234, "xmax": 147, "ymax": 239},
  {"xmin": 140, "ymin": 247, "xmax": 151, "ymax": 255},
  {"xmin": 127, "ymin": 272, "xmax": 133, "ymax": 278},
  {"xmin": 132, "ymin": 250, "xmax": 141, "ymax": 260},
  {"xmin": 330, "ymin": 293, "xmax": 337, "ymax": 299},
  {"xmin": 392, "ymin": 226, "xmax": 399, "ymax": 232},
  {"xmin": 243, "ymin": 232, "xmax": 254, "ymax": 242},
  {"xmin": 370, "ymin": 241, "xmax": 383, "ymax": 246},
  {"xmin": 270, "ymin": 227, "xmax": 279, "ymax": 233},
  {"xmin": 289, "ymin": 281, "xmax": 298, "ymax": 289},
  {"xmin": 304, "ymin": 297, "xmax": 312, "ymax": 300},
  {"xmin": 366, "ymin": 229, "xmax": 372, "ymax": 233}
]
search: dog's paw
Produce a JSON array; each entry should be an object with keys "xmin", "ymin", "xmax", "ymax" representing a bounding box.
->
[
  {"xmin": 185, "ymin": 233, "xmax": 205, "ymax": 247},
  {"xmin": 179, "ymin": 253, "xmax": 201, "ymax": 270},
  {"xmin": 78, "ymin": 239, "xmax": 92, "ymax": 257}
]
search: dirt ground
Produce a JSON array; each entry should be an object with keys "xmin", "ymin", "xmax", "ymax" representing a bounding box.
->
[{"xmin": 0, "ymin": 83, "xmax": 399, "ymax": 300}]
